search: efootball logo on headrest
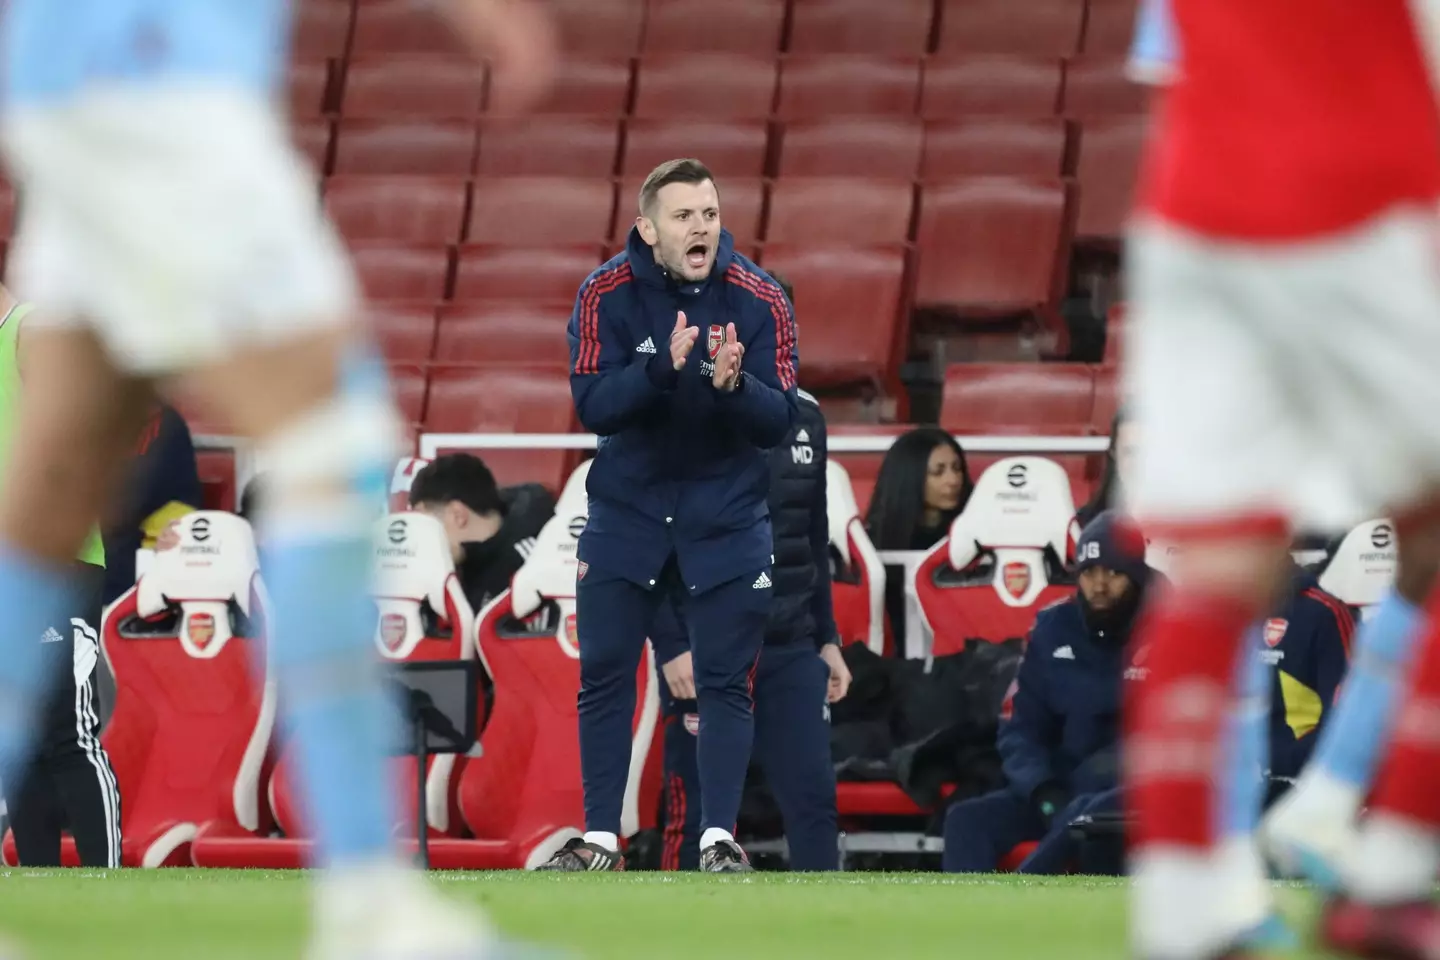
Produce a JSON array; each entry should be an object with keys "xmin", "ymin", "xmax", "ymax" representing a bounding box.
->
[
  {"xmin": 1007, "ymin": 465, "xmax": 1028, "ymax": 489},
  {"xmin": 387, "ymin": 520, "xmax": 407, "ymax": 545},
  {"xmin": 191, "ymin": 517, "xmax": 211, "ymax": 542},
  {"xmin": 1372, "ymin": 524, "xmax": 1393, "ymax": 549}
]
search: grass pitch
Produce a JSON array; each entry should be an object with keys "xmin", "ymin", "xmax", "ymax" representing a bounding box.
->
[{"xmin": 0, "ymin": 869, "xmax": 1337, "ymax": 959}]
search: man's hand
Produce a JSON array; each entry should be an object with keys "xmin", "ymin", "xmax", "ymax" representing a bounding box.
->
[
  {"xmin": 670, "ymin": 311, "xmax": 700, "ymax": 371},
  {"xmin": 440, "ymin": 0, "xmax": 558, "ymax": 115},
  {"xmin": 712, "ymin": 322, "xmax": 744, "ymax": 392},
  {"xmin": 820, "ymin": 643, "xmax": 852, "ymax": 703},
  {"xmin": 661, "ymin": 650, "xmax": 696, "ymax": 700}
]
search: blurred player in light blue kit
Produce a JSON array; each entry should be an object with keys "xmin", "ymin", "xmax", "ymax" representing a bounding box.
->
[{"xmin": 0, "ymin": 1, "xmax": 555, "ymax": 957}]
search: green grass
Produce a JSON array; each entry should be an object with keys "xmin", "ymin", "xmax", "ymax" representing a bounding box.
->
[{"xmin": 0, "ymin": 869, "xmax": 1338, "ymax": 959}]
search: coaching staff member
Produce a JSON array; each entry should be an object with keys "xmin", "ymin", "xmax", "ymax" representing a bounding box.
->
[
  {"xmin": 654, "ymin": 369, "xmax": 853, "ymax": 871},
  {"xmin": 538, "ymin": 159, "xmax": 799, "ymax": 872}
]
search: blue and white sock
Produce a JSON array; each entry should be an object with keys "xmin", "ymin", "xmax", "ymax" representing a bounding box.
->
[
  {"xmin": 1221, "ymin": 625, "xmax": 1270, "ymax": 838},
  {"xmin": 0, "ymin": 546, "xmax": 77, "ymax": 791}
]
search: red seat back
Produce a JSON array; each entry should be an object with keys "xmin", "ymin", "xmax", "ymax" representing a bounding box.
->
[
  {"xmin": 789, "ymin": 0, "xmax": 933, "ymax": 55},
  {"xmin": 642, "ymin": 0, "xmax": 786, "ymax": 53},
  {"xmin": 779, "ymin": 118, "xmax": 923, "ymax": 178},
  {"xmin": 777, "ymin": 56, "xmax": 922, "ymax": 119}
]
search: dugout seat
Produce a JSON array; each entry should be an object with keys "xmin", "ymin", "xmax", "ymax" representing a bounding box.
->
[
  {"xmin": 325, "ymin": 176, "xmax": 469, "ymax": 243},
  {"xmin": 3, "ymin": 513, "xmax": 275, "ymax": 868},
  {"xmin": 475, "ymin": 119, "xmax": 621, "ymax": 178},
  {"xmin": 920, "ymin": 56, "xmax": 1064, "ymax": 118},
  {"xmin": 340, "ymin": 57, "xmax": 487, "ymax": 119},
  {"xmin": 788, "ymin": 0, "xmax": 933, "ymax": 55},
  {"xmin": 642, "ymin": 0, "xmax": 786, "ymax": 53},
  {"xmin": 1316, "ymin": 520, "xmax": 1398, "ymax": 616},
  {"xmin": 778, "ymin": 118, "xmax": 923, "ymax": 178},
  {"xmin": 913, "ymin": 457, "xmax": 1078, "ymax": 658},
  {"xmin": 333, "ymin": 122, "xmax": 478, "ymax": 176},
  {"xmin": 423, "ymin": 461, "xmax": 666, "ymax": 868},
  {"xmin": 453, "ymin": 245, "xmax": 604, "ymax": 303},
  {"xmin": 921, "ymin": 119, "xmax": 1069, "ymax": 179},
  {"xmin": 776, "ymin": 56, "xmax": 923, "ymax": 119},
  {"xmin": 937, "ymin": 0, "xmax": 1084, "ymax": 56},
  {"xmin": 632, "ymin": 55, "xmax": 778, "ymax": 118},
  {"xmin": 940, "ymin": 363, "xmax": 1096, "ymax": 434},
  {"xmin": 389, "ymin": 456, "xmax": 433, "ymax": 512},
  {"xmin": 435, "ymin": 301, "xmax": 574, "ymax": 368},
  {"xmin": 622, "ymin": 120, "xmax": 769, "ymax": 178},
  {"xmin": 826, "ymin": 460, "xmax": 886, "ymax": 654}
]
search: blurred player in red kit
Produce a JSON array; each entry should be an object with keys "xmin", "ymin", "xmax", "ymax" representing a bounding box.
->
[{"xmin": 1122, "ymin": 1, "xmax": 1440, "ymax": 958}]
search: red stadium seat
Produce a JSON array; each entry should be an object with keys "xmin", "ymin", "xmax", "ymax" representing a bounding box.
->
[
  {"xmin": 0, "ymin": 181, "xmax": 14, "ymax": 239},
  {"xmin": 389, "ymin": 364, "xmax": 429, "ymax": 425},
  {"xmin": 340, "ymin": 57, "xmax": 485, "ymax": 119},
  {"xmin": 921, "ymin": 56, "xmax": 1064, "ymax": 117},
  {"xmin": 939, "ymin": 363, "xmax": 1096, "ymax": 433},
  {"xmin": 642, "ymin": 0, "xmax": 786, "ymax": 53},
  {"xmin": 468, "ymin": 178, "xmax": 615, "ymax": 245},
  {"xmin": 289, "ymin": 120, "xmax": 334, "ymax": 174},
  {"xmin": 921, "ymin": 118, "xmax": 1068, "ymax": 179},
  {"xmin": 767, "ymin": 179, "xmax": 914, "ymax": 245},
  {"xmin": 332, "ymin": 121, "xmax": 478, "ymax": 176},
  {"xmin": 776, "ymin": 56, "xmax": 922, "ymax": 119},
  {"xmin": 915, "ymin": 177, "xmax": 1069, "ymax": 311},
  {"xmin": 454, "ymin": 245, "xmax": 603, "ymax": 302},
  {"xmin": 1092, "ymin": 365, "xmax": 1120, "ymax": 430},
  {"xmin": 426, "ymin": 366, "xmax": 575, "ymax": 433},
  {"xmin": 325, "ymin": 176, "xmax": 469, "ymax": 243},
  {"xmin": 619, "ymin": 176, "xmax": 764, "ymax": 247},
  {"xmin": 370, "ymin": 302, "xmax": 438, "ymax": 364},
  {"xmin": 622, "ymin": 120, "xmax": 769, "ymax": 178},
  {"xmin": 1083, "ymin": 0, "xmax": 1142, "ymax": 56},
  {"xmin": 528, "ymin": 58, "xmax": 633, "ymax": 116},
  {"xmin": 788, "ymin": 0, "xmax": 934, "ymax": 55},
  {"xmin": 1074, "ymin": 115, "xmax": 1149, "ymax": 240},
  {"xmin": 1064, "ymin": 57, "xmax": 1149, "ymax": 117},
  {"xmin": 1103, "ymin": 302, "xmax": 1125, "ymax": 365},
  {"xmin": 288, "ymin": 62, "xmax": 332, "ymax": 119},
  {"xmin": 352, "ymin": 0, "xmax": 468, "ymax": 55},
  {"xmin": 761, "ymin": 245, "xmax": 905, "ymax": 387},
  {"xmin": 549, "ymin": 0, "xmax": 645, "ymax": 55},
  {"xmin": 475, "ymin": 118, "xmax": 621, "ymax": 177},
  {"xmin": 778, "ymin": 118, "xmax": 923, "ymax": 178},
  {"xmin": 632, "ymin": 55, "xmax": 778, "ymax": 118},
  {"xmin": 292, "ymin": 0, "xmax": 354, "ymax": 60},
  {"xmin": 434, "ymin": 302, "xmax": 574, "ymax": 367},
  {"xmin": 194, "ymin": 450, "xmax": 237, "ymax": 513},
  {"xmin": 938, "ymin": 0, "xmax": 1084, "ymax": 56},
  {"xmin": 350, "ymin": 245, "xmax": 453, "ymax": 302}
]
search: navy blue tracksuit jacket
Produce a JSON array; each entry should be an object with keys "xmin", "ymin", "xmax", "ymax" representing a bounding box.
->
[
  {"xmin": 567, "ymin": 226, "xmax": 800, "ymax": 840},
  {"xmin": 654, "ymin": 391, "xmax": 839, "ymax": 870}
]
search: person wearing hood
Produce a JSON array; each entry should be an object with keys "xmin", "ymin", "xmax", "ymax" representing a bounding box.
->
[{"xmin": 941, "ymin": 510, "xmax": 1152, "ymax": 874}]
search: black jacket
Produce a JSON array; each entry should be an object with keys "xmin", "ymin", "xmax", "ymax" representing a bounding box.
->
[{"xmin": 454, "ymin": 484, "xmax": 554, "ymax": 613}]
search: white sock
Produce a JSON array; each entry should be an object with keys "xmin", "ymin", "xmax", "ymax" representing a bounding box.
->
[
  {"xmin": 1344, "ymin": 814, "xmax": 1440, "ymax": 905},
  {"xmin": 582, "ymin": 831, "xmax": 618, "ymax": 852},
  {"xmin": 700, "ymin": 827, "xmax": 734, "ymax": 850},
  {"xmin": 1287, "ymin": 767, "xmax": 1365, "ymax": 826},
  {"xmin": 1132, "ymin": 847, "xmax": 1228, "ymax": 959},
  {"xmin": 1212, "ymin": 834, "xmax": 1271, "ymax": 935}
]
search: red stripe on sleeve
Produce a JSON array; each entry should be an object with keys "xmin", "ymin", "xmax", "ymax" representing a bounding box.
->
[
  {"xmin": 1304, "ymin": 587, "xmax": 1356, "ymax": 658},
  {"xmin": 725, "ymin": 266, "xmax": 798, "ymax": 391},
  {"xmin": 573, "ymin": 264, "xmax": 632, "ymax": 375}
]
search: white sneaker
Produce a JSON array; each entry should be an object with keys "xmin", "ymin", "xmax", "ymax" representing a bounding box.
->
[
  {"xmin": 1260, "ymin": 781, "xmax": 1359, "ymax": 890},
  {"xmin": 306, "ymin": 863, "xmax": 501, "ymax": 960}
]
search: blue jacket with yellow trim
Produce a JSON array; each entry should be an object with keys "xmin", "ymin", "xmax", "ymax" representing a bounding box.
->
[
  {"xmin": 1262, "ymin": 570, "xmax": 1353, "ymax": 780},
  {"xmin": 567, "ymin": 226, "xmax": 800, "ymax": 595}
]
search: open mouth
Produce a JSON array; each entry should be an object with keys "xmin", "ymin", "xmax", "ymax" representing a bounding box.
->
[{"xmin": 685, "ymin": 243, "xmax": 708, "ymax": 269}]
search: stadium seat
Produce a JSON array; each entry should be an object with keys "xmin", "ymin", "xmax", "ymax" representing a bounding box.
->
[
  {"xmin": 528, "ymin": 57, "xmax": 634, "ymax": 116},
  {"xmin": 352, "ymin": 0, "xmax": 468, "ymax": 55},
  {"xmin": 825, "ymin": 461, "xmax": 887, "ymax": 654},
  {"xmin": 292, "ymin": 0, "xmax": 355, "ymax": 60},
  {"xmin": 1074, "ymin": 115, "xmax": 1150, "ymax": 241},
  {"xmin": 937, "ymin": 0, "xmax": 1084, "ymax": 56},
  {"xmin": 332, "ymin": 121, "xmax": 478, "ymax": 176},
  {"xmin": 434, "ymin": 301, "xmax": 574, "ymax": 367},
  {"xmin": 289, "ymin": 120, "xmax": 334, "ymax": 174},
  {"xmin": 912, "ymin": 457, "xmax": 1078, "ymax": 657},
  {"xmin": 914, "ymin": 177, "xmax": 1069, "ymax": 311},
  {"xmin": 370, "ymin": 302, "xmax": 438, "ymax": 364},
  {"xmin": 618, "ymin": 177, "xmax": 764, "ymax": 247},
  {"xmin": 468, "ymin": 178, "xmax": 616, "ymax": 245},
  {"xmin": 389, "ymin": 364, "xmax": 430, "ymax": 424},
  {"xmin": 622, "ymin": 120, "xmax": 769, "ymax": 177},
  {"xmin": 642, "ymin": 0, "xmax": 786, "ymax": 53},
  {"xmin": 939, "ymin": 363, "xmax": 1096, "ymax": 434},
  {"xmin": 340, "ymin": 57, "xmax": 486, "ymax": 119},
  {"xmin": 5, "ymin": 513, "xmax": 276, "ymax": 868},
  {"xmin": 1091, "ymin": 366, "xmax": 1119, "ymax": 430},
  {"xmin": 475, "ymin": 118, "xmax": 621, "ymax": 177},
  {"xmin": 632, "ymin": 55, "xmax": 778, "ymax": 118},
  {"xmin": 1103, "ymin": 303, "xmax": 1125, "ymax": 365},
  {"xmin": 767, "ymin": 179, "xmax": 914, "ymax": 245},
  {"xmin": 1317, "ymin": 520, "xmax": 1398, "ymax": 613},
  {"xmin": 549, "ymin": 0, "xmax": 645, "ymax": 55},
  {"xmin": 778, "ymin": 118, "xmax": 923, "ymax": 178},
  {"xmin": 921, "ymin": 118, "xmax": 1068, "ymax": 179},
  {"xmin": 426, "ymin": 367, "xmax": 576, "ymax": 493},
  {"xmin": 920, "ymin": 56, "xmax": 1064, "ymax": 117},
  {"xmin": 325, "ymin": 176, "xmax": 469, "ymax": 243},
  {"xmin": 453, "ymin": 245, "xmax": 603, "ymax": 302},
  {"xmin": 1064, "ymin": 57, "xmax": 1148, "ymax": 117},
  {"xmin": 760, "ymin": 245, "xmax": 905, "ymax": 386},
  {"xmin": 788, "ymin": 0, "xmax": 934, "ymax": 55},
  {"xmin": 351, "ymin": 245, "xmax": 453, "ymax": 303},
  {"xmin": 194, "ymin": 450, "xmax": 237, "ymax": 513},
  {"xmin": 1082, "ymin": 0, "xmax": 1143, "ymax": 56},
  {"xmin": 776, "ymin": 56, "xmax": 922, "ymax": 119},
  {"xmin": 288, "ymin": 61, "xmax": 332, "ymax": 119},
  {"xmin": 423, "ymin": 463, "xmax": 665, "ymax": 868}
]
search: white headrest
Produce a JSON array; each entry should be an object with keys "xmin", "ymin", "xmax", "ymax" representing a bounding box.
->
[
  {"xmin": 947, "ymin": 457, "xmax": 1077, "ymax": 570},
  {"xmin": 1318, "ymin": 518, "xmax": 1397, "ymax": 609},
  {"xmin": 136, "ymin": 511, "xmax": 260, "ymax": 659},
  {"xmin": 389, "ymin": 457, "xmax": 431, "ymax": 511},
  {"xmin": 825, "ymin": 460, "xmax": 861, "ymax": 558},
  {"xmin": 555, "ymin": 459, "xmax": 593, "ymax": 515},
  {"xmin": 510, "ymin": 477, "xmax": 588, "ymax": 619},
  {"xmin": 372, "ymin": 512, "xmax": 462, "ymax": 658}
]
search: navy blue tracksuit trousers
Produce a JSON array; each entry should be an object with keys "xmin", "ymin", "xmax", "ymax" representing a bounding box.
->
[
  {"xmin": 942, "ymin": 786, "xmax": 1123, "ymax": 874},
  {"xmin": 577, "ymin": 558, "xmax": 771, "ymax": 838},
  {"xmin": 659, "ymin": 641, "xmax": 838, "ymax": 870}
]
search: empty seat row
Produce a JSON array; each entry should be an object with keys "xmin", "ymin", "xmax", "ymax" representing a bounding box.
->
[
  {"xmin": 939, "ymin": 362, "xmax": 1118, "ymax": 434},
  {"xmin": 294, "ymin": 0, "xmax": 1135, "ymax": 62},
  {"xmin": 293, "ymin": 54, "xmax": 1148, "ymax": 121}
]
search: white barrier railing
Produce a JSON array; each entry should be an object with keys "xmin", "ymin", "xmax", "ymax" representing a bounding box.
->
[{"xmin": 418, "ymin": 433, "xmax": 1112, "ymax": 457}]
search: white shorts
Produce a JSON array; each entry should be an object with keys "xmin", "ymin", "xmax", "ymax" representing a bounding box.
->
[
  {"xmin": 1125, "ymin": 208, "xmax": 1440, "ymax": 533},
  {"xmin": 0, "ymin": 84, "xmax": 359, "ymax": 375}
]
